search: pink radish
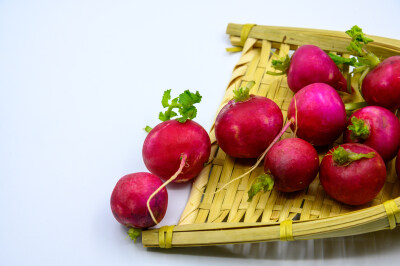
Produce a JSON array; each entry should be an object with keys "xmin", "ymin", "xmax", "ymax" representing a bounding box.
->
[
  {"xmin": 142, "ymin": 90, "xmax": 211, "ymax": 183},
  {"xmin": 338, "ymin": 26, "xmax": 400, "ymax": 110},
  {"xmin": 320, "ymin": 143, "xmax": 386, "ymax": 206},
  {"xmin": 362, "ymin": 56, "xmax": 400, "ymax": 110},
  {"xmin": 247, "ymin": 138, "xmax": 319, "ymax": 200},
  {"xmin": 110, "ymin": 172, "xmax": 168, "ymax": 241},
  {"xmin": 344, "ymin": 106, "xmax": 400, "ymax": 162},
  {"xmin": 287, "ymin": 83, "xmax": 347, "ymax": 146},
  {"xmin": 215, "ymin": 82, "xmax": 283, "ymax": 158},
  {"xmin": 268, "ymin": 45, "xmax": 352, "ymax": 94}
]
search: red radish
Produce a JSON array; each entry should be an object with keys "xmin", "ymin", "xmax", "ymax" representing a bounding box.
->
[
  {"xmin": 143, "ymin": 119, "xmax": 210, "ymax": 182},
  {"xmin": 263, "ymin": 138, "xmax": 319, "ymax": 193},
  {"xmin": 142, "ymin": 90, "xmax": 211, "ymax": 183},
  {"xmin": 268, "ymin": 45, "xmax": 352, "ymax": 94},
  {"xmin": 215, "ymin": 82, "xmax": 283, "ymax": 158},
  {"xmin": 339, "ymin": 26, "xmax": 400, "ymax": 110},
  {"xmin": 362, "ymin": 56, "xmax": 400, "ymax": 110},
  {"xmin": 247, "ymin": 138, "xmax": 319, "ymax": 201},
  {"xmin": 320, "ymin": 143, "xmax": 386, "ymax": 206},
  {"xmin": 287, "ymin": 83, "xmax": 347, "ymax": 146},
  {"xmin": 110, "ymin": 172, "xmax": 168, "ymax": 228},
  {"xmin": 344, "ymin": 106, "xmax": 400, "ymax": 161}
]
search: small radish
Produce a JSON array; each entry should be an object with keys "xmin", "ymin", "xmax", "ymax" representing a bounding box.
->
[
  {"xmin": 338, "ymin": 26, "xmax": 400, "ymax": 110},
  {"xmin": 268, "ymin": 45, "xmax": 353, "ymax": 94},
  {"xmin": 247, "ymin": 138, "xmax": 319, "ymax": 200},
  {"xmin": 215, "ymin": 81, "xmax": 283, "ymax": 158},
  {"xmin": 142, "ymin": 90, "xmax": 211, "ymax": 183},
  {"xmin": 287, "ymin": 83, "xmax": 347, "ymax": 146},
  {"xmin": 110, "ymin": 172, "xmax": 168, "ymax": 241},
  {"xmin": 344, "ymin": 106, "xmax": 400, "ymax": 162},
  {"xmin": 320, "ymin": 143, "xmax": 386, "ymax": 206}
]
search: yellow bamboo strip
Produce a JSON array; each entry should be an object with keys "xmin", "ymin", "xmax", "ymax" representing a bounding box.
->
[{"xmin": 226, "ymin": 23, "xmax": 400, "ymax": 59}]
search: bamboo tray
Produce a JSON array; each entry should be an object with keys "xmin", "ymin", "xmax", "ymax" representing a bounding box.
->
[{"xmin": 142, "ymin": 23, "xmax": 400, "ymax": 248}]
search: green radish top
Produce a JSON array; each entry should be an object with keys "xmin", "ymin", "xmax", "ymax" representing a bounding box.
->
[
  {"xmin": 233, "ymin": 81, "xmax": 255, "ymax": 102},
  {"xmin": 247, "ymin": 174, "xmax": 274, "ymax": 202},
  {"xmin": 128, "ymin": 228, "xmax": 141, "ymax": 243},
  {"xmin": 328, "ymin": 25, "xmax": 381, "ymax": 71},
  {"xmin": 266, "ymin": 55, "xmax": 291, "ymax": 76},
  {"xmin": 347, "ymin": 116, "xmax": 370, "ymax": 141},
  {"xmin": 159, "ymin": 89, "xmax": 202, "ymax": 123},
  {"xmin": 145, "ymin": 89, "xmax": 202, "ymax": 132},
  {"xmin": 332, "ymin": 146, "xmax": 375, "ymax": 166}
]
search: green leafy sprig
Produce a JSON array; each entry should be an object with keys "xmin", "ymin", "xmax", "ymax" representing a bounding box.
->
[
  {"xmin": 159, "ymin": 89, "xmax": 202, "ymax": 123},
  {"xmin": 247, "ymin": 174, "xmax": 274, "ymax": 202}
]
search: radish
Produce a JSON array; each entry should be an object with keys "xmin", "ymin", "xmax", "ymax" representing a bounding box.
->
[
  {"xmin": 338, "ymin": 26, "xmax": 400, "ymax": 110},
  {"xmin": 215, "ymin": 81, "xmax": 283, "ymax": 158},
  {"xmin": 362, "ymin": 56, "xmax": 400, "ymax": 110},
  {"xmin": 344, "ymin": 106, "xmax": 400, "ymax": 162},
  {"xmin": 110, "ymin": 172, "xmax": 168, "ymax": 241},
  {"xmin": 247, "ymin": 138, "xmax": 319, "ymax": 200},
  {"xmin": 142, "ymin": 90, "xmax": 211, "ymax": 183},
  {"xmin": 287, "ymin": 83, "xmax": 347, "ymax": 146},
  {"xmin": 268, "ymin": 45, "xmax": 352, "ymax": 94},
  {"xmin": 320, "ymin": 143, "xmax": 386, "ymax": 206}
]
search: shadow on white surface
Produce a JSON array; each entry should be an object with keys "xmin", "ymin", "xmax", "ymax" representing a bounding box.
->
[{"xmin": 144, "ymin": 227, "xmax": 400, "ymax": 260}]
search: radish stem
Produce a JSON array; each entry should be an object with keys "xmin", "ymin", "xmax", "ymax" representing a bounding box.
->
[
  {"xmin": 147, "ymin": 154, "xmax": 188, "ymax": 225},
  {"xmin": 214, "ymin": 119, "xmax": 294, "ymax": 194}
]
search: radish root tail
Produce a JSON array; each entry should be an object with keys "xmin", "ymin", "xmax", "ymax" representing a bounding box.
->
[
  {"xmin": 147, "ymin": 154, "xmax": 188, "ymax": 225},
  {"xmin": 213, "ymin": 119, "xmax": 294, "ymax": 194}
]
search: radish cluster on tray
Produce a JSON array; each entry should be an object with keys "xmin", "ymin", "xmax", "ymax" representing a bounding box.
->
[{"xmin": 110, "ymin": 25, "xmax": 400, "ymax": 242}]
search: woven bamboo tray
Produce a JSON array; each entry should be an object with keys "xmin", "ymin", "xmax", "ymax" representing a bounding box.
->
[{"xmin": 142, "ymin": 23, "xmax": 400, "ymax": 248}]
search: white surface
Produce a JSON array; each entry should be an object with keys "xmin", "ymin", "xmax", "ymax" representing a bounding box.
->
[{"xmin": 1, "ymin": 0, "xmax": 400, "ymax": 265}]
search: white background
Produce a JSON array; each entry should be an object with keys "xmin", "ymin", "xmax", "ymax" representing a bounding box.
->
[{"xmin": 1, "ymin": 0, "xmax": 400, "ymax": 265}]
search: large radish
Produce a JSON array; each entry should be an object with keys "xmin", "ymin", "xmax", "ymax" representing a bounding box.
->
[
  {"xmin": 344, "ymin": 106, "xmax": 400, "ymax": 162},
  {"xmin": 336, "ymin": 25, "xmax": 400, "ymax": 110},
  {"xmin": 215, "ymin": 81, "xmax": 283, "ymax": 158},
  {"xmin": 287, "ymin": 83, "xmax": 347, "ymax": 146},
  {"xmin": 142, "ymin": 90, "xmax": 211, "ymax": 183},
  {"xmin": 320, "ymin": 143, "xmax": 386, "ymax": 206},
  {"xmin": 268, "ymin": 45, "xmax": 353, "ymax": 94},
  {"xmin": 142, "ymin": 90, "xmax": 211, "ymax": 225}
]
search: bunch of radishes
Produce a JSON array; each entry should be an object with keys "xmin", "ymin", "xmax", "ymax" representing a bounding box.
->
[
  {"xmin": 110, "ymin": 90, "xmax": 211, "ymax": 241},
  {"xmin": 111, "ymin": 25, "xmax": 400, "ymax": 242}
]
